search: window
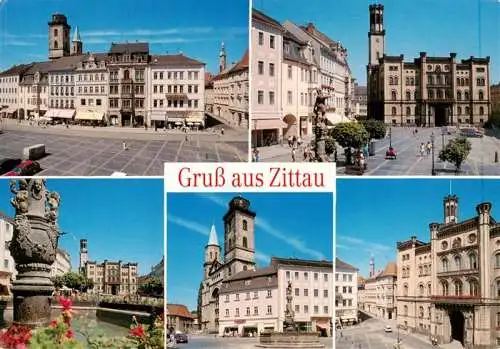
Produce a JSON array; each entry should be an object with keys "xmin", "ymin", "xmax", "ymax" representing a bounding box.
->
[
  {"xmin": 314, "ymin": 289, "xmax": 318, "ymax": 297},
  {"xmin": 295, "ymin": 288, "xmax": 299, "ymax": 296},
  {"xmin": 403, "ymin": 305, "xmax": 408, "ymax": 316},
  {"xmin": 469, "ymin": 279, "xmax": 479, "ymax": 296},
  {"xmin": 391, "ymin": 90, "xmax": 397, "ymax": 100},
  {"xmin": 246, "ymin": 307, "xmax": 250, "ymax": 316},
  {"xmin": 225, "ymin": 309, "xmax": 229, "ymax": 317},
  {"xmin": 257, "ymin": 90, "xmax": 264, "ymax": 104},
  {"xmin": 392, "ymin": 107, "xmax": 397, "ymax": 116},
  {"xmin": 403, "ymin": 284, "xmax": 408, "ymax": 296},
  {"xmin": 242, "ymin": 237, "xmax": 248, "ymax": 248},
  {"xmin": 295, "ymin": 272, "xmax": 299, "ymax": 279},
  {"xmin": 269, "ymin": 91, "xmax": 275, "ymax": 105},
  {"xmin": 258, "ymin": 61, "xmax": 264, "ymax": 75},
  {"xmin": 267, "ymin": 305, "xmax": 272, "ymax": 315},
  {"xmin": 304, "ymin": 305, "xmax": 309, "ymax": 314},
  {"xmin": 469, "ymin": 253, "xmax": 477, "ymax": 269},
  {"xmin": 458, "ymin": 106, "xmax": 462, "ymax": 115},
  {"xmin": 267, "ymin": 290, "xmax": 272, "ymax": 298},
  {"xmin": 479, "ymin": 91, "xmax": 484, "ymax": 100},
  {"xmin": 454, "ymin": 255, "xmax": 461, "ymax": 270},
  {"xmin": 419, "ymin": 284, "xmax": 424, "ymax": 296},
  {"xmin": 288, "ymin": 65, "xmax": 292, "ymax": 79},
  {"xmin": 324, "ymin": 289, "xmax": 328, "ymax": 297},
  {"xmin": 442, "ymin": 258, "xmax": 448, "ymax": 272},
  {"xmin": 479, "ymin": 107, "xmax": 484, "ymax": 115},
  {"xmin": 269, "ymin": 35, "xmax": 275, "ymax": 49},
  {"xmin": 269, "ymin": 63, "xmax": 275, "ymax": 77},
  {"xmin": 304, "ymin": 288, "xmax": 308, "ymax": 296},
  {"xmin": 258, "ymin": 32, "xmax": 264, "ymax": 45},
  {"xmin": 406, "ymin": 106, "xmax": 411, "ymax": 116},
  {"xmin": 235, "ymin": 308, "xmax": 239, "ymax": 317},
  {"xmin": 442, "ymin": 281, "xmax": 449, "ymax": 296},
  {"xmin": 254, "ymin": 306, "xmax": 258, "ymax": 315},
  {"xmin": 406, "ymin": 91, "xmax": 411, "ymax": 100},
  {"xmin": 314, "ymin": 305, "xmax": 319, "ymax": 314},
  {"xmin": 496, "ymin": 253, "xmax": 500, "ymax": 268},
  {"xmin": 454, "ymin": 280, "xmax": 462, "ymax": 296},
  {"xmin": 287, "ymin": 91, "xmax": 292, "ymax": 105},
  {"xmin": 465, "ymin": 91, "xmax": 469, "ymax": 100}
]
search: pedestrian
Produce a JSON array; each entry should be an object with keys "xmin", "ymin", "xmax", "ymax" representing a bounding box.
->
[
  {"xmin": 291, "ymin": 147, "xmax": 296, "ymax": 162},
  {"xmin": 122, "ymin": 141, "xmax": 129, "ymax": 151},
  {"xmin": 253, "ymin": 148, "xmax": 260, "ymax": 162},
  {"xmin": 426, "ymin": 141, "xmax": 432, "ymax": 155},
  {"xmin": 221, "ymin": 127, "xmax": 224, "ymax": 136},
  {"xmin": 288, "ymin": 136, "xmax": 293, "ymax": 147},
  {"xmin": 420, "ymin": 143, "xmax": 425, "ymax": 157}
]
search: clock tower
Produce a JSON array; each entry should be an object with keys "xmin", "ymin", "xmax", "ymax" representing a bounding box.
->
[
  {"xmin": 223, "ymin": 196, "xmax": 256, "ymax": 278},
  {"xmin": 368, "ymin": 4, "xmax": 385, "ymax": 66}
]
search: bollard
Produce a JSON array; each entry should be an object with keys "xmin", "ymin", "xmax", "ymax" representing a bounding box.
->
[{"xmin": 496, "ymin": 151, "xmax": 499, "ymax": 163}]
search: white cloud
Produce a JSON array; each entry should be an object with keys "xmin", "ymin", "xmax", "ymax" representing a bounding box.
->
[
  {"xmin": 255, "ymin": 251, "xmax": 271, "ymax": 264},
  {"xmin": 197, "ymin": 194, "xmax": 227, "ymax": 207},
  {"xmin": 168, "ymin": 214, "xmax": 208, "ymax": 236},
  {"xmin": 4, "ymin": 40, "xmax": 36, "ymax": 47},
  {"xmin": 82, "ymin": 27, "xmax": 213, "ymax": 38},
  {"xmin": 337, "ymin": 235, "xmax": 393, "ymax": 255}
]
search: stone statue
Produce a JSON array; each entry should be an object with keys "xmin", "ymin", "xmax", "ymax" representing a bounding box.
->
[
  {"xmin": 313, "ymin": 89, "xmax": 330, "ymax": 162},
  {"xmin": 284, "ymin": 280, "xmax": 295, "ymax": 331},
  {"xmin": 8, "ymin": 179, "xmax": 61, "ymax": 327}
]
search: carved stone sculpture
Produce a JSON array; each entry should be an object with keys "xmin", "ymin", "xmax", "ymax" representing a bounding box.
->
[
  {"xmin": 313, "ymin": 89, "xmax": 330, "ymax": 162},
  {"xmin": 9, "ymin": 179, "xmax": 61, "ymax": 327},
  {"xmin": 283, "ymin": 281, "xmax": 295, "ymax": 332}
]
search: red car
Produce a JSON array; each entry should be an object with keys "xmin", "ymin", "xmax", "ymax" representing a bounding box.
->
[{"xmin": 3, "ymin": 160, "xmax": 42, "ymax": 176}]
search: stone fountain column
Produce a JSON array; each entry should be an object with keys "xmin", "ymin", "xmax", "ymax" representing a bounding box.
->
[
  {"xmin": 8, "ymin": 179, "xmax": 61, "ymax": 327},
  {"xmin": 313, "ymin": 89, "xmax": 330, "ymax": 163}
]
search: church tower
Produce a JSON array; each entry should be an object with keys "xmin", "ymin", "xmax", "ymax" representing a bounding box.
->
[
  {"xmin": 71, "ymin": 26, "xmax": 83, "ymax": 56},
  {"xmin": 79, "ymin": 239, "xmax": 88, "ymax": 273},
  {"xmin": 368, "ymin": 4, "xmax": 385, "ymax": 66},
  {"xmin": 369, "ymin": 255, "xmax": 375, "ymax": 277},
  {"xmin": 443, "ymin": 195, "xmax": 459, "ymax": 224},
  {"xmin": 223, "ymin": 196, "xmax": 256, "ymax": 278},
  {"xmin": 219, "ymin": 42, "xmax": 227, "ymax": 73},
  {"xmin": 48, "ymin": 13, "xmax": 71, "ymax": 60},
  {"xmin": 204, "ymin": 224, "xmax": 221, "ymax": 278}
]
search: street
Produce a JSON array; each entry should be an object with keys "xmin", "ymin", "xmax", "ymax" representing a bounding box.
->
[
  {"xmin": 257, "ymin": 127, "xmax": 500, "ymax": 176},
  {"xmin": 336, "ymin": 318, "xmax": 436, "ymax": 349},
  {"xmin": 0, "ymin": 122, "xmax": 247, "ymax": 176},
  {"xmin": 172, "ymin": 335, "xmax": 333, "ymax": 349}
]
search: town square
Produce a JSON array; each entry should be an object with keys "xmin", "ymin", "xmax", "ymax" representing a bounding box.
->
[
  {"xmin": 166, "ymin": 193, "xmax": 333, "ymax": 348},
  {"xmin": 337, "ymin": 179, "xmax": 500, "ymax": 349},
  {"xmin": 0, "ymin": 0, "xmax": 249, "ymax": 175},
  {"xmin": 251, "ymin": 0, "xmax": 500, "ymax": 176},
  {"xmin": 0, "ymin": 178, "xmax": 164, "ymax": 347}
]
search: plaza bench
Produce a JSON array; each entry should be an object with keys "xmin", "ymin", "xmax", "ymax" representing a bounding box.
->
[{"xmin": 23, "ymin": 144, "xmax": 46, "ymax": 160}]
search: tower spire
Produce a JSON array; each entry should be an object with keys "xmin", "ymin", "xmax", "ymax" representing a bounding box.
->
[
  {"xmin": 72, "ymin": 25, "xmax": 81, "ymax": 42},
  {"xmin": 207, "ymin": 224, "xmax": 219, "ymax": 246}
]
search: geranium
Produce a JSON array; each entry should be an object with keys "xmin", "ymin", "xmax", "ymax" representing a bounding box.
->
[{"xmin": 0, "ymin": 325, "xmax": 32, "ymax": 349}]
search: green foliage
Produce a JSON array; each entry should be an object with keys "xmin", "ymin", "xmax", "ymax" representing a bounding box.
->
[
  {"xmin": 52, "ymin": 276, "xmax": 64, "ymax": 289},
  {"xmin": 439, "ymin": 137, "xmax": 472, "ymax": 173},
  {"xmin": 484, "ymin": 110, "xmax": 500, "ymax": 129},
  {"xmin": 57, "ymin": 272, "xmax": 94, "ymax": 292},
  {"xmin": 138, "ymin": 277, "xmax": 163, "ymax": 298},
  {"xmin": 325, "ymin": 137, "xmax": 336, "ymax": 155},
  {"xmin": 361, "ymin": 119, "xmax": 386, "ymax": 140},
  {"xmin": 330, "ymin": 122, "xmax": 369, "ymax": 149}
]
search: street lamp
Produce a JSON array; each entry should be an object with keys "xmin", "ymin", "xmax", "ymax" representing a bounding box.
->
[
  {"xmin": 441, "ymin": 129, "xmax": 445, "ymax": 149},
  {"xmin": 431, "ymin": 132, "xmax": 436, "ymax": 176},
  {"xmin": 389, "ymin": 126, "xmax": 392, "ymax": 148}
]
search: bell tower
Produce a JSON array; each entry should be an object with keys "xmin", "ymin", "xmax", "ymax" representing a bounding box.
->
[
  {"xmin": 48, "ymin": 13, "xmax": 71, "ymax": 60},
  {"xmin": 368, "ymin": 4, "xmax": 385, "ymax": 66},
  {"xmin": 223, "ymin": 196, "xmax": 256, "ymax": 278},
  {"xmin": 204, "ymin": 224, "xmax": 221, "ymax": 278},
  {"xmin": 79, "ymin": 239, "xmax": 88, "ymax": 272},
  {"xmin": 443, "ymin": 195, "xmax": 458, "ymax": 224},
  {"xmin": 219, "ymin": 42, "xmax": 227, "ymax": 73}
]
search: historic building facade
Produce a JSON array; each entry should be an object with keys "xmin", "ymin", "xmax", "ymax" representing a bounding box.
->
[
  {"xmin": 491, "ymin": 83, "xmax": 500, "ymax": 114},
  {"xmin": 367, "ymin": 4, "xmax": 491, "ymax": 126},
  {"xmin": 335, "ymin": 258, "xmax": 359, "ymax": 326},
  {"xmin": 147, "ymin": 54, "xmax": 205, "ymax": 129},
  {"xmin": 79, "ymin": 239, "xmax": 138, "ymax": 296},
  {"xmin": 397, "ymin": 195, "xmax": 500, "ymax": 348},
  {"xmin": 50, "ymin": 249, "xmax": 72, "ymax": 278},
  {"xmin": 0, "ymin": 213, "xmax": 15, "ymax": 294},
  {"xmin": 354, "ymin": 84, "xmax": 368, "ymax": 120},
  {"xmin": 211, "ymin": 47, "xmax": 249, "ymax": 129},
  {"xmin": 167, "ymin": 304, "xmax": 195, "ymax": 334}
]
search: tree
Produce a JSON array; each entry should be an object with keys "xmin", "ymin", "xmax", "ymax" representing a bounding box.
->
[
  {"xmin": 138, "ymin": 277, "xmax": 163, "ymax": 297},
  {"xmin": 61, "ymin": 272, "xmax": 83, "ymax": 290},
  {"xmin": 439, "ymin": 137, "xmax": 471, "ymax": 174},
  {"xmin": 197, "ymin": 282, "xmax": 203, "ymax": 330},
  {"xmin": 331, "ymin": 122, "xmax": 369, "ymax": 164},
  {"xmin": 361, "ymin": 119, "xmax": 386, "ymax": 140},
  {"xmin": 325, "ymin": 137, "xmax": 336, "ymax": 156},
  {"xmin": 484, "ymin": 110, "xmax": 500, "ymax": 129},
  {"xmin": 52, "ymin": 276, "xmax": 64, "ymax": 289}
]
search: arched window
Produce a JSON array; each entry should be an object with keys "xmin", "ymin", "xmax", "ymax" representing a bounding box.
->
[
  {"xmin": 394, "ymin": 77, "xmax": 399, "ymax": 85},
  {"xmin": 228, "ymin": 238, "xmax": 232, "ymax": 249},
  {"xmin": 495, "ymin": 253, "xmax": 500, "ymax": 268},
  {"xmin": 389, "ymin": 77, "xmax": 394, "ymax": 85},
  {"xmin": 406, "ymin": 77, "xmax": 409, "ymax": 85},
  {"xmin": 458, "ymin": 106, "xmax": 462, "ymax": 115},
  {"xmin": 452, "ymin": 238, "xmax": 462, "ymax": 248},
  {"xmin": 419, "ymin": 306, "xmax": 424, "ymax": 318},
  {"xmin": 392, "ymin": 107, "xmax": 397, "ymax": 116},
  {"xmin": 410, "ymin": 77, "xmax": 415, "ymax": 86},
  {"xmin": 462, "ymin": 78, "xmax": 466, "ymax": 86},
  {"xmin": 479, "ymin": 91, "xmax": 484, "ymax": 101},
  {"xmin": 392, "ymin": 90, "xmax": 397, "ymax": 101},
  {"xmin": 442, "ymin": 280, "xmax": 449, "ymax": 296},
  {"xmin": 496, "ymin": 280, "xmax": 500, "ymax": 297},
  {"xmin": 124, "ymin": 70, "xmax": 130, "ymax": 80},
  {"xmin": 242, "ymin": 220, "xmax": 248, "ymax": 231},
  {"xmin": 403, "ymin": 305, "xmax": 408, "ymax": 316},
  {"xmin": 242, "ymin": 236, "xmax": 248, "ymax": 248},
  {"xmin": 456, "ymin": 77, "xmax": 461, "ymax": 86},
  {"xmin": 428, "ymin": 75, "xmax": 434, "ymax": 85},
  {"xmin": 429, "ymin": 90, "xmax": 434, "ymax": 99},
  {"xmin": 406, "ymin": 106, "xmax": 411, "ymax": 116},
  {"xmin": 457, "ymin": 91, "xmax": 461, "ymax": 100},
  {"xmin": 406, "ymin": 91, "xmax": 411, "ymax": 100},
  {"xmin": 454, "ymin": 280, "xmax": 463, "ymax": 296},
  {"xmin": 437, "ymin": 89, "xmax": 443, "ymax": 99},
  {"xmin": 465, "ymin": 106, "xmax": 470, "ymax": 115},
  {"xmin": 479, "ymin": 107, "xmax": 484, "ymax": 115},
  {"xmin": 442, "ymin": 258, "xmax": 449, "ymax": 272},
  {"xmin": 54, "ymin": 29, "xmax": 58, "ymax": 36},
  {"xmin": 469, "ymin": 279, "xmax": 479, "ymax": 296},
  {"xmin": 454, "ymin": 255, "xmax": 461, "ymax": 270},
  {"xmin": 469, "ymin": 253, "xmax": 477, "ymax": 269},
  {"xmin": 54, "ymin": 40, "xmax": 58, "ymax": 49},
  {"xmin": 419, "ymin": 284, "xmax": 424, "ymax": 296},
  {"xmin": 465, "ymin": 91, "xmax": 470, "ymax": 100},
  {"xmin": 209, "ymin": 251, "xmax": 213, "ymax": 260},
  {"xmin": 428, "ymin": 283, "xmax": 432, "ymax": 296},
  {"xmin": 403, "ymin": 284, "xmax": 409, "ymax": 296}
]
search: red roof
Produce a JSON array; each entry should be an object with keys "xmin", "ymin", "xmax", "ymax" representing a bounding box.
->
[
  {"xmin": 167, "ymin": 304, "xmax": 194, "ymax": 319},
  {"xmin": 213, "ymin": 50, "xmax": 249, "ymax": 81}
]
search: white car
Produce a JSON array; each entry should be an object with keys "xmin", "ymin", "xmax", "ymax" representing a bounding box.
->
[{"xmin": 384, "ymin": 325, "xmax": 392, "ymax": 333}]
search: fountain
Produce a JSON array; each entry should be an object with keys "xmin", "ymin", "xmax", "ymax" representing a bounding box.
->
[
  {"xmin": 313, "ymin": 89, "xmax": 331, "ymax": 163},
  {"xmin": 8, "ymin": 179, "xmax": 61, "ymax": 328},
  {"xmin": 256, "ymin": 281, "xmax": 325, "ymax": 348}
]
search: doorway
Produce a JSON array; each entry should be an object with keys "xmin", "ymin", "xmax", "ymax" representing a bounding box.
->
[
  {"xmin": 111, "ymin": 285, "xmax": 118, "ymax": 295},
  {"xmin": 449, "ymin": 310, "xmax": 465, "ymax": 345},
  {"xmin": 435, "ymin": 105, "xmax": 447, "ymax": 127}
]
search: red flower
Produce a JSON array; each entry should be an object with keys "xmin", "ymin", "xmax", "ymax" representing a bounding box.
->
[
  {"xmin": 129, "ymin": 324, "xmax": 146, "ymax": 338},
  {"xmin": 49, "ymin": 320, "xmax": 58, "ymax": 328},
  {"xmin": 65, "ymin": 329, "xmax": 74, "ymax": 339},
  {"xmin": 0, "ymin": 325, "xmax": 32, "ymax": 349},
  {"xmin": 58, "ymin": 297, "xmax": 72, "ymax": 311}
]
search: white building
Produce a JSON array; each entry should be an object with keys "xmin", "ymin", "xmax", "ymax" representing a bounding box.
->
[
  {"xmin": 74, "ymin": 53, "xmax": 109, "ymax": 125},
  {"xmin": 0, "ymin": 64, "xmax": 33, "ymax": 119},
  {"xmin": 0, "ymin": 213, "xmax": 15, "ymax": 294},
  {"xmin": 251, "ymin": 9, "xmax": 285, "ymax": 147},
  {"xmin": 354, "ymin": 84, "xmax": 368, "ymax": 120},
  {"xmin": 335, "ymin": 258, "xmax": 359, "ymax": 326},
  {"xmin": 51, "ymin": 248, "xmax": 72, "ymax": 278},
  {"xmin": 147, "ymin": 54, "xmax": 205, "ymax": 129},
  {"xmin": 18, "ymin": 62, "xmax": 50, "ymax": 120},
  {"xmin": 218, "ymin": 257, "xmax": 333, "ymax": 337},
  {"xmin": 359, "ymin": 261, "xmax": 397, "ymax": 321}
]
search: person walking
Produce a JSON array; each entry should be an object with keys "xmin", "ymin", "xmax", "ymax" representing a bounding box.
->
[
  {"xmin": 291, "ymin": 147, "xmax": 296, "ymax": 162},
  {"xmin": 426, "ymin": 141, "xmax": 432, "ymax": 155},
  {"xmin": 420, "ymin": 143, "xmax": 425, "ymax": 157},
  {"xmin": 122, "ymin": 141, "xmax": 129, "ymax": 151}
]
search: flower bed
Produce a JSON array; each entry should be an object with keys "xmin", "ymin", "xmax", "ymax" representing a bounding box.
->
[{"xmin": 0, "ymin": 297, "xmax": 165, "ymax": 349}]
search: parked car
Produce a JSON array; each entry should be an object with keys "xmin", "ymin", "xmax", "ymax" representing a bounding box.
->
[
  {"xmin": 460, "ymin": 127, "xmax": 484, "ymax": 138},
  {"xmin": 0, "ymin": 158, "xmax": 22, "ymax": 175},
  {"xmin": 2, "ymin": 160, "xmax": 41, "ymax": 176},
  {"xmin": 384, "ymin": 325, "xmax": 392, "ymax": 333},
  {"xmin": 174, "ymin": 332, "xmax": 188, "ymax": 343}
]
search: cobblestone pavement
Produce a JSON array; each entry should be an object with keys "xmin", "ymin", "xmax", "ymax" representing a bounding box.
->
[
  {"xmin": 257, "ymin": 127, "xmax": 500, "ymax": 176},
  {"xmin": 0, "ymin": 123, "xmax": 248, "ymax": 176},
  {"xmin": 174, "ymin": 335, "xmax": 333, "ymax": 348}
]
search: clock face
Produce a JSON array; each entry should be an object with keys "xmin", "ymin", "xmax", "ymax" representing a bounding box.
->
[{"xmin": 376, "ymin": 38, "xmax": 380, "ymax": 43}]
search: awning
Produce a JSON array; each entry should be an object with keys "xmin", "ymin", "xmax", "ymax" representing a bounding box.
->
[
  {"xmin": 325, "ymin": 112, "xmax": 345, "ymax": 125},
  {"xmin": 150, "ymin": 112, "xmax": 167, "ymax": 121},
  {"xmin": 76, "ymin": 111, "xmax": 104, "ymax": 121},
  {"xmin": 58, "ymin": 109, "xmax": 75, "ymax": 119},
  {"xmin": 166, "ymin": 117, "xmax": 185, "ymax": 123},
  {"xmin": 252, "ymin": 119, "xmax": 287, "ymax": 130},
  {"xmin": 316, "ymin": 324, "xmax": 329, "ymax": 330},
  {"xmin": 45, "ymin": 109, "xmax": 59, "ymax": 118},
  {"xmin": 1, "ymin": 107, "xmax": 16, "ymax": 114},
  {"xmin": 185, "ymin": 117, "xmax": 204, "ymax": 124}
]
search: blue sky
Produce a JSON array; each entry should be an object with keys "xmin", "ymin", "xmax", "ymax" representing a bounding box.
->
[
  {"xmin": 0, "ymin": 178, "xmax": 163, "ymax": 276},
  {"xmin": 337, "ymin": 178, "xmax": 500, "ymax": 278},
  {"xmin": 255, "ymin": 0, "xmax": 500, "ymax": 85},
  {"xmin": 167, "ymin": 193, "xmax": 333, "ymax": 311},
  {"xmin": 0, "ymin": 0, "xmax": 248, "ymax": 73}
]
